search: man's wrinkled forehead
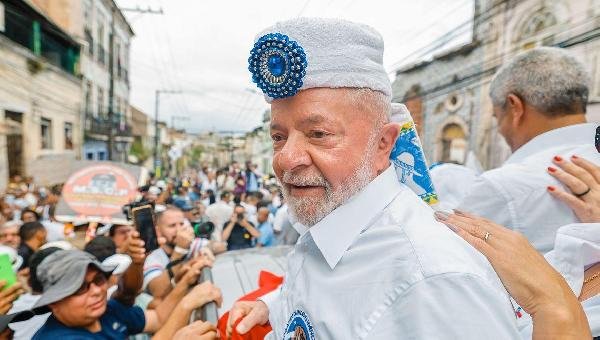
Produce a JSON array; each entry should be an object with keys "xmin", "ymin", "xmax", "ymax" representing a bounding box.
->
[{"xmin": 269, "ymin": 88, "xmax": 355, "ymax": 128}]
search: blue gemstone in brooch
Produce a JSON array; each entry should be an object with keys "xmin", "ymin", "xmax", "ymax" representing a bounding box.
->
[{"xmin": 248, "ymin": 32, "xmax": 307, "ymax": 99}]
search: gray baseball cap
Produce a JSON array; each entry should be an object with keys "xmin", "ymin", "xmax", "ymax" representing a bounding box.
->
[{"xmin": 33, "ymin": 250, "xmax": 116, "ymax": 309}]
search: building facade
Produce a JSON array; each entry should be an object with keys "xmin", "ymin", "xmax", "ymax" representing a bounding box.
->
[
  {"xmin": 130, "ymin": 105, "xmax": 153, "ymax": 167},
  {"xmin": 243, "ymin": 109, "xmax": 273, "ymax": 176},
  {"xmin": 0, "ymin": 0, "xmax": 82, "ymax": 190},
  {"xmin": 30, "ymin": 0, "xmax": 135, "ymax": 163},
  {"xmin": 392, "ymin": 0, "xmax": 600, "ymax": 169}
]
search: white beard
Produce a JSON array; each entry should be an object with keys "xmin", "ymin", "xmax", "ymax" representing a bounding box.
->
[{"xmin": 279, "ymin": 135, "xmax": 377, "ymax": 227}]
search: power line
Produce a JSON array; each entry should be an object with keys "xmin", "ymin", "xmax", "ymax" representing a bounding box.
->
[
  {"xmin": 394, "ymin": 3, "xmax": 600, "ymax": 100},
  {"xmin": 401, "ymin": 23, "xmax": 600, "ymax": 103},
  {"xmin": 156, "ymin": 0, "xmax": 191, "ymax": 119},
  {"xmin": 130, "ymin": 59, "xmax": 267, "ymax": 113},
  {"xmin": 389, "ymin": 0, "xmax": 511, "ymax": 72}
]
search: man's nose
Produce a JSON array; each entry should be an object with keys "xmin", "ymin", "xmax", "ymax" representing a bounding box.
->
[{"xmin": 275, "ymin": 134, "xmax": 312, "ymax": 172}]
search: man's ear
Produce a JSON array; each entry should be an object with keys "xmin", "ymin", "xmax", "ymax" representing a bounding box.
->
[
  {"xmin": 35, "ymin": 230, "xmax": 44, "ymax": 243},
  {"xmin": 375, "ymin": 122, "xmax": 401, "ymax": 173},
  {"xmin": 506, "ymin": 93, "xmax": 525, "ymax": 126}
]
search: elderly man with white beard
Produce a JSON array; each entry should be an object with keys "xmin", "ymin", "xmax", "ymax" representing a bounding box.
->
[{"xmin": 227, "ymin": 18, "xmax": 521, "ymax": 339}]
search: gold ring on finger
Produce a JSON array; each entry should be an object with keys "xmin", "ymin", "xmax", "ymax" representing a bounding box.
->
[{"xmin": 483, "ymin": 231, "xmax": 491, "ymax": 242}]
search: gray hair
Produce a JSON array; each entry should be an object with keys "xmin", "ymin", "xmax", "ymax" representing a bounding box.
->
[
  {"xmin": 346, "ymin": 88, "xmax": 391, "ymax": 127},
  {"xmin": 489, "ymin": 47, "xmax": 590, "ymax": 115}
]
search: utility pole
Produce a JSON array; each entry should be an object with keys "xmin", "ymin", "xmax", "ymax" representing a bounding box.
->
[
  {"xmin": 107, "ymin": 5, "xmax": 163, "ymax": 161},
  {"xmin": 154, "ymin": 90, "xmax": 182, "ymax": 177}
]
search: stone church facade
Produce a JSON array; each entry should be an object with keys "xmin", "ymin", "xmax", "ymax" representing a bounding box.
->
[{"xmin": 392, "ymin": 0, "xmax": 600, "ymax": 169}]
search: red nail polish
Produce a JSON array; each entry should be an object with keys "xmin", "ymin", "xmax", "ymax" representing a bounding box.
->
[
  {"xmin": 571, "ymin": 155, "xmax": 579, "ymax": 160},
  {"xmin": 547, "ymin": 186, "xmax": 555, "ymax": 192},
  {"xmin": 547, "ymin": 166, "xmax": 556, "ymax": 173},
  {"xmin": 554, "ymin": 156, "xmax": 563, "ymax": 162}
]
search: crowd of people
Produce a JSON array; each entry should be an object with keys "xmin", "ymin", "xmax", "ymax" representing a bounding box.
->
[{"xmin": 0, "ymin": 160, "xmax": 298, "ymax": 339}]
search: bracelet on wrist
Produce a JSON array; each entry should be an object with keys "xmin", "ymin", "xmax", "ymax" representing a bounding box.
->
[{"xmin": 174, "ymin": 246, "xmax": 189, "ymax": 255}]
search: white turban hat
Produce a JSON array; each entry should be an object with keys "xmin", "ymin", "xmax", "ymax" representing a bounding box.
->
[{"xmin": 248, "ymin": 17, "xmax": 391, "ymax": 102}]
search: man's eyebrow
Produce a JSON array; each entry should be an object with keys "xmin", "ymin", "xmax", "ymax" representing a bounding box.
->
[
  {"xmin": 300, "ymin": 114, "xmax": 327, "ymax": 125},
  {"xmin": 271, "ymin": 114, "xmax": 330, "ymax": 131},
  {"xmin": 270, "ymin": 123, "xmax": 284, "ymax": 131}
]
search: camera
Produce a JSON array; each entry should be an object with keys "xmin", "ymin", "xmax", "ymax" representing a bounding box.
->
[
  {"xmin": 237, "ymin": 213, "xmax": 244, "ymax": 221},
  {"xmin": 123, "ymin": 200, "xmax": 155, "ymax": 221},
  {"xmin": 192, "ymin": 221, "xmax": 214, "ymax": 239}
]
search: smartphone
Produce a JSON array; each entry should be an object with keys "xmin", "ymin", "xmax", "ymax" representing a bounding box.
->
[
  {"xmin": 0, "ymin": 254, "xmax": 17, "ymax": 290},
  {"xmin": 131, "ymin": 204, "xmax": 159, "ymax": 253}
]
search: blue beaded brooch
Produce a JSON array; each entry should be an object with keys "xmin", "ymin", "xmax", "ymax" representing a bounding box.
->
[{"xmin": 248, "ymin": 33, "xmax": 307, "ymax": 99}]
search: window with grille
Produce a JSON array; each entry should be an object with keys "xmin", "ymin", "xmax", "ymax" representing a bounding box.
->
[{"xmin": 64, "ymin": 122, "xmax": 73, "ymax": 150}]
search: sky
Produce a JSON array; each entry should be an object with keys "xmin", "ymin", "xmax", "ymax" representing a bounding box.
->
[{"xmin": 116, "ymin": 0, "xmax": 474, "ymax": 134}]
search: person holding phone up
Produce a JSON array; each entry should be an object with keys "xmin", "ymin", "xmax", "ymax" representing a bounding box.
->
[
  {"xmin": 144, "ymin": 207, "xmax": 210, "ymax": 300},
  {"xmin": 222, "ymin": 205, "xmax": 261, "ymax": 251}
]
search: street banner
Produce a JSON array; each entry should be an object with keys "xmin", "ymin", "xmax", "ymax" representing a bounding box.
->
[
  {"xmin": 390, "ymin": 103, "xmax": 438, "ymax": 205},
  {"xmin": 55, "ymin": 161, "xmax": 148, "ymax": 225}
]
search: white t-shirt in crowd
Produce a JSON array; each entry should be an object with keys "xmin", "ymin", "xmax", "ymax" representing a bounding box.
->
[
  {"xmin": 205, "ymin": 201, "xmax": 233, "ymax": 241},
  {"xmin": 41, "ymin": 221, "xmax": 65, "ymax": 242},
  {"xmin": 142, "ymin": 247, "xmax": 169, "ymax": 290}
]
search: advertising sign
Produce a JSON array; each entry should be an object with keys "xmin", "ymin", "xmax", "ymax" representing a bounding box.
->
[{"xmin": 55, "ymin": 161, "xmax": 145, "ymax": 224}]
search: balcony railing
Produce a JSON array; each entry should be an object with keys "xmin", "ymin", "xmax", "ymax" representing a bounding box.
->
[{"xmin": 85, "ymin": 115, "xmax": 132, "ymax": 137}]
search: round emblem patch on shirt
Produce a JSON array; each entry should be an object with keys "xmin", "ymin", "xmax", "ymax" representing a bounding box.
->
[{"xmin": 283, "ymin": 309, "xmax": 315, "ymax": 340}]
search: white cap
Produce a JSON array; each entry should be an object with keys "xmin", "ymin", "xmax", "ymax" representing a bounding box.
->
[
  {"xmin": 148, "ymin": 186, "xmax": 161, "ymax": 196},
  {"xmin": 250, "ymin": 17, "xmax": 391, "ymax": 102},
  {"xmin": 156, "ymin": 180, "xmax": 167, "ymax": 190},
  {"xmin": 102, "ymin": 254, "xmax": 132, "ymax": 275},
  {"xmin": 40, "ymin": 240, "xmax": 74, "ymax": 251}
]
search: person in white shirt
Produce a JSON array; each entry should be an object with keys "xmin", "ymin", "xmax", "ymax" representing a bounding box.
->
[
  {"xmin": 202, "ymin": 170, "xmax": 218, "ymax": 194},
  {"xmin": 142, "ymin": 207, "xmax": 196, "ymax": 298},
  {"xmin": 429, "ymin": 163, "xmax": 479, "ymax": 212},
  {"xmin": 272, "ymin": 203, "xmax": 299, "ymax": 246},
  {"xmin": 437, "ymin": 155, "xmax": 600, "ymax": 338},
  {"xmin": 205, "ymin": 191, "xmax": 234, "ymax": 242},
  {"xmin": 457, "ymin": 47, "xmax": 599, "ymax": 254},
  {"xmin": 226, "ymin": 17, "xmax": 521, "ymax": 339}
]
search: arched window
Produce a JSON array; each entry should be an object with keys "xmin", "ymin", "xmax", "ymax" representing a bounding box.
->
[
  {"xmin": 441, "ymin": 124, "xmax": 467, "ymax": 164},
  {"xmin": 518, "ymin": 10, "xmax": 557, "ymax": 42}
]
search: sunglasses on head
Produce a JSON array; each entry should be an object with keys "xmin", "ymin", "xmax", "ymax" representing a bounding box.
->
[{"xmin": 73, "ymin": 271, "xmax": 108, "ymax": 296}]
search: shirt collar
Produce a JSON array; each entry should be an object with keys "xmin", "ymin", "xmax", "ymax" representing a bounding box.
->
[
  {"xmin": 505, "ymin": 123, "xmax": 598, "ymax": 165},
  {"xmin": 545, "ymin": 223, "xmax": 600, "ymax": 296},
  {"xmin": 294, "ymin": 166, "xmax": 403, "ymax": 269}
]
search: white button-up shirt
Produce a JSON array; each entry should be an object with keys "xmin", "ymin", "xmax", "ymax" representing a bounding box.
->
[
  {"xmin": 206, "ymin": 200, "xmax": 234, "ymax": 241},
  {"xmin": 458, "ymin": 123, "xmax": 600, "ymax": 253},
  {"xmin": 518, "ymin": 223, "xmax": 600, "ymax": 338},
  {"xmin": 265, "ymin": 166, "xmax": 520, "ymax": 339}
]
